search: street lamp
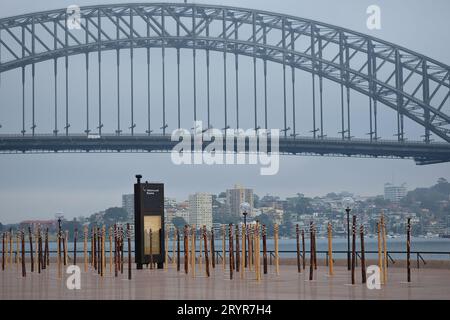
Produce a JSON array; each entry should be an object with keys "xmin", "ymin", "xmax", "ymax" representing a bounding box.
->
[
  {"xmin": 342, "ymin": 197, "xmax": 355, "ymax": 271},
  {"xmin": 240, "ymin": 202, "xmax": 251, "ymax": 228}
]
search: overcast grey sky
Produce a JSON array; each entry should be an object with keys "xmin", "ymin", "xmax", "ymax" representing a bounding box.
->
[{"xmin": 0, "ymin": 0, "xmax": 449, "ymax": 223}]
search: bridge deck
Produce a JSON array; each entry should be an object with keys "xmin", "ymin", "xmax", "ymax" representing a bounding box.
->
[{"xmin": 1, "ymin": 135, "xmax": 450, "ymax": 164}]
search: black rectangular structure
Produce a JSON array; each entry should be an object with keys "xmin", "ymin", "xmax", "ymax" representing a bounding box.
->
[{"xmin": 134, "ymin": 175, "xmax": 165, "ymax": 269}]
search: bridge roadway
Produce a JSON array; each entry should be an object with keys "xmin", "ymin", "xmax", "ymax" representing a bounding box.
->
[{"xmin": 1, "ymin": 134, "xmax": 450, "ymax": 165}]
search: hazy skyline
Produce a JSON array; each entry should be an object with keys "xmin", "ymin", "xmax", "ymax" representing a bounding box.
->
[{"xmin": 1, "ymin": 0, "xmax": 449, "ymax": 223}]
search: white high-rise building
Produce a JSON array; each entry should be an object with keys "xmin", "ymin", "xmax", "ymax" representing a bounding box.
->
[
  {"xmin": 122, "ymin": 194, "xmax": 134, "ymax": 220},
  {"xmin": 384, "ymin": 183, "xmax": 407, "ymax": 202},
  {"xmin": 188, "ymin": 193, "xmax": 213, "ymax": 230}
]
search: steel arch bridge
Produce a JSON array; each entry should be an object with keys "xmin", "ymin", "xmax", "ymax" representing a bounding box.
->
[{"xmin": 0, "ymin": 2, "xmax": 450, "ymax": 164}]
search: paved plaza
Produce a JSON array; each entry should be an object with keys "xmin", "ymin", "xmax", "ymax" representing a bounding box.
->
[{"xmin": 1, "ymin": 264, "xmax": 450, "ymax": 300}]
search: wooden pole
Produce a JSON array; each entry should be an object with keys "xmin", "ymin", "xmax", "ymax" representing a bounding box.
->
[
  {"xmin": 203, "ymin": 226, "xmax": 210, "ymax": 277},
  {"xmin": 312, "ymin": 225, "xmax": 317, "ymax": 270},
  {"xmin": 114, "ymin": 225, "xmax": 118, "ymax": 277},
  {"xmin": 21, "ymin": 231, "xmax": 26, "ymax": 277},
  {"xmin": 262, "ymin": 225, "xmax": 267, "ymax": 274},
  {"xmin": 255, "ymin": 223, "xmax": 260, "ymax": 281},
  {"xmin": 176, "ymin": 228, "xmax": 180, "ymax": 272},
  {"xmin": 16, "ymin": 232, "xmax": 20, "ymax": 268},
  {"xmin": 84, "ymin": 226, "xmax": 88, "ymax": 272},
  {"xmin": 184, "ymin": 226, "xmax": 188, "ymax": 274},
  {"xmin": 301, "ymin": 229, "xmax": 306, "ymax": 270},
  {"xmin": 37, "ymin": 227, "xmax": 41, "ymax": 273},
  {"xmin": 165, "ymin": 228, "xmax": 169, "ymax": 271},
  {"xmin": 229, "ymin": 224, "xmax": 233, "ymax": 280},
  {"xmin": 296, "ymin": 225, "xmax": 301, "ymax": 273},
  {"xmin": 235, "ymin": 224, "xmax": 240, "ymax": 272},
  {"xmin": 93, "ymin": 228, "xmax": 97, "ymax": 270},
  {"xmin": 327, "ymin": 222, "xmax": 333, "ymax": 276},
  {"xmin": 109, "ymin": 227, "xmax": 112, "ymax": 274},
  {"xmin": 97, "ymin": 227, "xmax": 101, "ymax": 274},
  {"xmin": 351, "ymin": 215, "xmax": 356, "ymax": 285},
  {"xmin": 199, "ymin": 228, "xmax": 203, "ymax": 271},
  {"xmin": 2, "ymin": 233, "xmax": 4, "ymax": 271},
  {"xmin": 274, "ymin": 223, "xmax": 279, "ymax": 275},
  {"xmin": 102, "ymin": 226, "xmax": 106, "ymax": 273},
  {"xmin": 407, "ymin": 218, "xmax": 411, "ymax": 283},
  {"xmin": 35, "ymin": 228, "xmax": 38, "ymax": 267},
  {"xmin": 309, "ymin": 222, "xmax": 314, "ymax": 281},
  {"xmin": 73, "ymin": 228, "xmax": 78, "ymax": 266},
  {"xmin": 28, "ymin": 226, "xmax": 34, "ymax": 272},
  {"xmin": 173, "ymin": 229, "xmax": 177, "ymax": 269},
  {"xmin": 91, "ymin": 228, "xmax": 95, "ymax": 268},
  {"xmin": 45, "ymin": 228, "xmax": 49, "ymax": 268},
  {"xmin": 360, "ymin": 225, "xmax": 366, "ymax": 284},
  {"xmin": 120, "ymin": 226, "xmax": 124, "ymax": 274},
  {"xmin": 9, "ymin": 230, "xmax": 13, "ymax": 267},
  {"xmin": 191, "ymin": 225, "xmax": 196, "ymax": 277},
  {"xmin": 149, "ymin": 228, "xmax": 154, "ymax": 269},
  {"xmin": 240, "ymin": 226, "xmax": 244, "ymax": 279},
  {"xmin": 65, "ymin": 230, "xmax": 69, "ymax": 266},
  {"xmin": 381, "ymin": 215, "xmax": 387, "ymax": 284},
  {"xmin": 211, "ymin": 228, "xmax": 216, "ymax": 269},
  {"xmin": 222, "ymin": 224, "xmax": 226, "ymax": 270},
  {"xmin": 377, "ymin": 221, "xmax": 383, "ymax": 284},
  {"xmin": 100, "ymin": 227, "xmax": 104, "ymax": 277},
  {"xmin": 248, "ymin": 225, "xmax": 252, "ymax": 271},
  {"xmin": 127, "ymin": 223, "xmax": 132, "ymax": 280}
]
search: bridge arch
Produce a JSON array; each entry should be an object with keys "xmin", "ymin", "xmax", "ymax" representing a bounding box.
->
[{"xmin": 0, "ymin": 3, "xmax": 449, "ymax": 142}]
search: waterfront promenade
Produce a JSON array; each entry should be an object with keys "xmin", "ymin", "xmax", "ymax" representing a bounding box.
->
[{"xmin": 1, "ymin": 265, "xmax": 449, "ymax": 300}]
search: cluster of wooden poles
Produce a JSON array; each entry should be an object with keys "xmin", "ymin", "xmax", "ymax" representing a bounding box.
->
[
  {"xmin": 0, "ymin": 223, "xmax": 134, "ymax": 281},
  {"xmin": 169, "ymin": 222, "xmax": 281, "ymax": 281},
  {"xmin": 2, "ymin": 217, "xmax": 413, "ymax": 284}
]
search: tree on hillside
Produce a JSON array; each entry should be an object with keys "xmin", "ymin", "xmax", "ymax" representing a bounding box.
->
[
  {"xmin": 103, "ymin": 207, "xmax": 129, "ymax": 224},
  {"xmin": 171, "ymin": 217, "xmax": 187, "ymax": 229}
]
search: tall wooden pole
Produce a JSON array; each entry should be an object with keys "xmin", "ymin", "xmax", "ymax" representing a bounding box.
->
[
  {"xmin": 381, "ymin": 215, "xmax": 388, "ymax": 284},
  {"xmin": 173, "ymin": 229, "xmax": 177, "ymax": 269},
  {"xmin": 150, "ymin": 228, "xmax": 154, "ymax": 269},
  {"xmin": 211, "ymin": 228, "xmax": 216, "ymax": 269},
  {"xmin": 184, "ymin": 226, "xmax": 188, "ymax": 274},
  {"xmin": 360, "ymin": 225, "xmax": 366, "ymax": 284},
  {"xmin": 222, "ymin": 225, "xmax": 226, "ymax": 270},
  {"xmin": 109, "ymin": 227, "xmax": 112, "ymax": 274},
  {"xmin": 248, "ymin": 225, "xmax": 253, "ymax": 271},
  {"xmin": 296, "ymin": 225, "xmax": 301, "ymax": 273},
  {"xmin": 191, "ymin": 225, "xmax": 196, "ymax": 277},
  {"xmin": 2, "ymin": 233, "xmax": 5, "ymax": 271},
  {"xmin": 127, "ymin": 223, "xmax": 132, "ymax": 280},
  {"xmin": 21, "ymin": 231, "xmax": 26, "ymax": 277},
  {"xmin": 229, "ymin": 224, "xmax": 233, "ymax": 280},
  {"xmin": 235, "ymin": 224, "xmax": 240, "ymax": 272},
  {"xmin": 199, "ymin": 228, "xmax": 203, "ymax": 271},
  {"xmin": 407, "ymin": 218, "xmax": 411, "ymax": 283},
  {"xmin": 312, "ymin": 225, "xmax": 317, "ymax": 270},
  {"xmin": 203, "ymin": 226, "xmax": 210, "ymax": 277},
  {"xmin": 28, "ymin": 226, "xmax": 34, "ymax": 272},
  {"xmin": 84, "ymin": 226, "xmax": 88, "ymax": 272},
  {"xmin": 262, "ymin": 225, "xmax": 268, "ymax": 274},
  {"xmin": 102, "ymin": 225, "xmax": 106, "ymax": 273},
  {"xmin": 309, "ymin": 222, "xmax": 314, "ymax": 281},
  {"xmin": 274, "ymin": 223, "xmax": 280, "ymax": 275},
  {"xmin": 351, "ymin": 215, "xmax": 356, "ymax": 285},
  {"xmin": 16, "ymin": 232, "xmax": 20, "ymax": 268},
  {"xmin": 301, "ymin": 229, "xmax": 306, "ymax": 270},
  {"xmin": 114, "ymin": 225, "xmax": 118, "ymax": 277},
  {"xmin": 165, "ymin": 228, "xmax": 169, "ymax": 271},
  {"xmin": 73, "ymin": 228, "xmax": 78, "ymax": 266},
  {"xmin": 37, "ymin": 226, "xmax": 41, "ymax": 273},
  {"xmin": 120, "ymin": 225, "xmax": 124, "ymax": 274},
  {"xmin": 9, "ymin": 230, "xmax": 13, "ymax": 267},
  {"xmin": 57, "ymin": 229, "xmax": 61, "ymax": 279},
  {"xmin": 327, "ymin": 222, "xmax": 333, "ymax": 276},
  {"xmin": 45, "ymin": 228, "xmax": 49, "ymax": 268},
  {"xmin": 255, "ymin": 223, "xmax": 261, "ymax": 281},
  {"xmin": 64, "ymin": 230, "xmax": 69, "ymax": 266},
  {"xmin": 377, "ymin": 221, "xmax": 383, "ymax": 284},
  {"xmin": 176, "ymin": 228, "xmax": 180, "ymax": 272},
  {"xmin": 240, "ymin": 225, "xmax": 245, "ymax": 279}
]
